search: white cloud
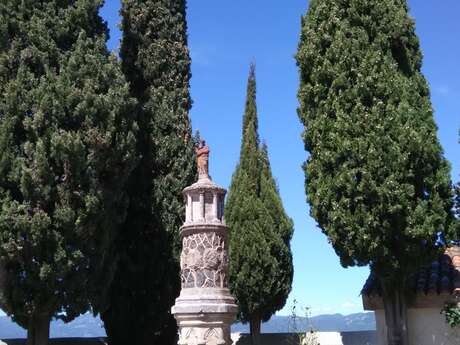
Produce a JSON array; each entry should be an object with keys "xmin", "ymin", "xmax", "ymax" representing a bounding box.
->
[
  {"xmin": 341, "ymin": 301, "xmax": 356, "ymax": 308},
  {"xmin": 435, "ymin": 85, "xmax": 450, "ymax": 95},
  {"xmin": 309, "ymin": 306, "xmax": 335, "ymax": 316}
]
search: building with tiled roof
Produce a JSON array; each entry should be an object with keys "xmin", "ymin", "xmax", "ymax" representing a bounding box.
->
[{"xmin": 362, "ymin": 246, "xmax": 460, "ymax": 345}]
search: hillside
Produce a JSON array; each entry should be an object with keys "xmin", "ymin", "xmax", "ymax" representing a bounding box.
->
[
  {"xmin": 0, "ymin": 314, "xmax": 105, "ymax": 339},
  {"xmin": 231, "ymin": 312, "xmax": 376, "ymax": 333}
]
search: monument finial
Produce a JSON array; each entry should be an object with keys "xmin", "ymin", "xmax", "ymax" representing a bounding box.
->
[{"xmin": 195, "ymin": 138, "xmax": 210, "ymax": 180}]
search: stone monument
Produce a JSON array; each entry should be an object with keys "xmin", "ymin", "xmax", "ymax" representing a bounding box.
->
[{"xmin": 172, "ymin": 140, "xmax": 238, "ymax": 345}]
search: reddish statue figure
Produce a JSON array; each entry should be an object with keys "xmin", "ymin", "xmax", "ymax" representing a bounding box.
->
[{"xmin": 196, "ymin": 139, "xmax": 210, "ymax": 179}]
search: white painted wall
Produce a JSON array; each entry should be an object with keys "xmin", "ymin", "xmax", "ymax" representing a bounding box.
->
[
  {"xmin": 375, "ymin": 308, "xmax": 460, "ymax": 345},
  {"xmin": 315, "ymin": 332, "xmax": 343, "ymax": 345},
  {"xmin": 375, "ymin": 310, "xmax": 387, "ymax": 345}
]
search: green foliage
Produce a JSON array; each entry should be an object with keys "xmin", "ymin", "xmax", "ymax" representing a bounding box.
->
[
  {"xmin": 99, "ymin": 1, "xmax": 196, "ymax": 344},
  {"xmin": 454, "ymin": 183, "xmax": 460, "ymax": 237},
  {"xmin": 454, "ymin": 133, "xmax": 460, "ymax": 237},
  {"xmin": 441, "ymin": 302, "xmax": 460, "ymax": 328},
  {"xmin": 226, "ymin": 65, "xmax": 294, "ymax": 332},
  {"xmin": 260, "ymin": 144, "xmax": 294, "ymax": 311},
  {"xmin": 296, "ymin": 0, "xmax": 453, "ymax": 286},
  {"xmin": 0, "ymin": 0, "xmax": 136, "ymax": 328}
]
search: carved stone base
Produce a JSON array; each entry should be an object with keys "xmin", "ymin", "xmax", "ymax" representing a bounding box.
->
[
  {"xmin": 172, "ymin": 288, "xmax": 237, "ymax": 345},
  {"xmin": 176, "ymin": 314, "xmax": 234, "ymax": 345}
]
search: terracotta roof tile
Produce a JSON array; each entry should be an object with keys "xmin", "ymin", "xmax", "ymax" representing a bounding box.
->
[{"xmin": 362, "ymin": 246, "xmax": 460, "ymax": 296}]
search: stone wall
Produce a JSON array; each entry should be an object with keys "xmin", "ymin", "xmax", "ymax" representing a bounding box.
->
[
  {"xmin": 233, "ymin": 331, "xmax": 377, "ymax": 345},
  {"xmin": 0, "ymin": 339, "xmax": 106, "ymax": 345},
  {"xmin": 375, "ymin": 309, "xmax": 460, "ymax": 345},
  {"xmin": 1, "ymin": 332, "xmax": 378, "ymax": 345}
]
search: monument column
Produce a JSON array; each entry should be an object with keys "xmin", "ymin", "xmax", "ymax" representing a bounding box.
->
[{"xmin": 172, "ymin": 140, "xmax": 238, "ymax": 345}]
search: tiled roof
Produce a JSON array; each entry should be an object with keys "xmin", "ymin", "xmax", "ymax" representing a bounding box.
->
[{"xmin": 362, "ymin": 246, "xmax": 460, "ymax": 296}]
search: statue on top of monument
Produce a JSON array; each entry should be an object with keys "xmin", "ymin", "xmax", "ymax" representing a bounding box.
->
[
  {"xmin": 174, "ymin": 137, "xmax": 237, "ymax": 345},
  {"xmin": 195, "ymin": 139, "xmax": 210, "ymax": 179}
]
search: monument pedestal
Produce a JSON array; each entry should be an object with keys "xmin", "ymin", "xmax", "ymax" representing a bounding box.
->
[{"xmin": 173, "ymin": 288, "xmax": 237, "ymax": 345}]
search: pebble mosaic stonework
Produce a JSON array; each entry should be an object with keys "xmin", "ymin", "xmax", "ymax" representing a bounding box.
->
[
  {"xmin": 180, "ymin": 231, "xmax": 228, "ymax": 289},
  {"xmin": 172, "ymin": 140, "xmax": 237, "ymax": 345}
]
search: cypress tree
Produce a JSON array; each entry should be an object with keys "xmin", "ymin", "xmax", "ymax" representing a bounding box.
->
[
  {"xmin": 226, "ymin": 65, "xmax": 294, "ymax": 345},
  {"xmin": 455, "ymin": 183, "xmax": 460, "ymax": 236},
  {"xmin": 99, "ymin": 1, "xmax": 196, "ymax": 344},
  {"xmin": 455, "ymin": 134, "xmax": 460, "ymax": 236},
  {"xmin": 0, "ymin": 1, "xmax": 137, "ymax": 345},
  {"xmin": 296, "ymin": 1, "xmax": 453, "ymax": 344},
  {"xmin": 260, "ymin": 143, "xmax": 294, "ymax": 313}
]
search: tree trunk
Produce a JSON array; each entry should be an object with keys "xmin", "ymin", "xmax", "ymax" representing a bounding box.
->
[
  {"xmin": 249, "ymin": 315, "xmax": 261, "ymax": 345},
  {"xmin": 382, "ymin": 285, "xmax": 409, "ymax": 345},
  {"xmin": 27, "ymin": 313, "xmax": 50, "ymax": 345},
  {"xmin": 0, "ymin": 262, "xmax": 7, "ymax": 292}
]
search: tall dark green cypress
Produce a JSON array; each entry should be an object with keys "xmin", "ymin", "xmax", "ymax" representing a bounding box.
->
[
  {"xmin": 455, "ymin": 134, "xmax": 460, "ymax": 236},
  {"xmin": 297, "ymin": 1, "xmax": 453, "ymax": 344},
  {"xmin": 99, "ymin": 1, "xmax": 196, "ymax": 345},
  {"xmin": 455, "ymin": 183, "xmax": 460, "ymax": 236},
  {"xmin": 259, "ymin": 143, "xmax": 294, "ymax": 313},
  {"xmin": 226, "ymin": 65, "xmax": 294, "ymax": 345},
  {"xmin": 0, "ymin": 1, "xmax": 137, "ymax": 345}
]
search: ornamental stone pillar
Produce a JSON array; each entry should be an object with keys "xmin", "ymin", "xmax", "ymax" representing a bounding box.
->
[{"xmin": 172, "ymin": 140, "xmax": 238, "ymax": 345}]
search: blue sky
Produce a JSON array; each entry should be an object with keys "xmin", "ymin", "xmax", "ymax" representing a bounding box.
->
[
  {"xmin": 1, "ymin": 1, "xmax": 459, "ymax": 321},
  {"xmin": 99, "ymin": 0, "xmax": 460, "ymax": 317}
]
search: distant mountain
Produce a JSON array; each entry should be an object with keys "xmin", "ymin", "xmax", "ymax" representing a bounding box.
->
[
  {"xmin": 0, "ymin": 316, "xmax": 26, "ymax": 339},
  {"xmin": 0, "ymin": 314, "xmax": 106, "ymax": 339},
  {"xmin": 231, "ymin": 312, "xmax": 376, "ymax": 333},
  {"xmin": 50, "ymin": 314, "xmax": 106, "ymax": 338},
  {"xmin": 310, "ymin": 312, "xmax": 376, "ymax": 332},
  {"xmin": 0, "ymin": 312, "xmax": 375, "ymax": 339}
]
